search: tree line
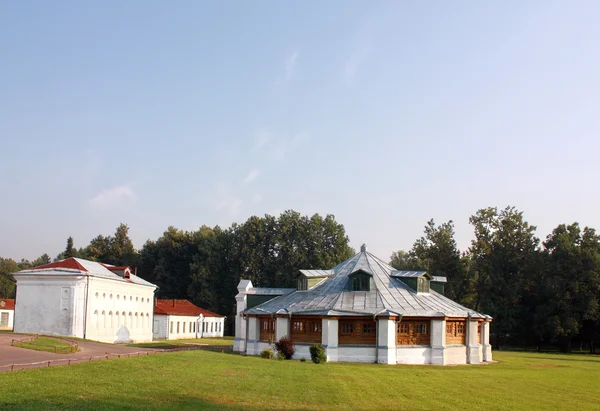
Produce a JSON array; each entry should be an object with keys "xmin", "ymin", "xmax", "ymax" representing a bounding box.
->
[
  {"xmin": 391, "ymin": 206, "xmax": 600, "ymax": 353},
  {"xmin": 1, "ymin": 206, "xmax": 598, "ymax": 352}
]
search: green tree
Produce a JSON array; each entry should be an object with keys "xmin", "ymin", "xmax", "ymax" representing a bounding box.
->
[
  {"xmin": 534, "ymin": 223, "xmax": 600, "ymax": 352},
  {"xmin": 0, "ymin": 258, "xmax": 18, "ymax": 298},
  {"xmin": 65, "ymin": 236, "xmax": 76, "ymax": 258},
  {"xmin": 468, "ymin": 206, "xmax": 540, "ymax": 348},
  {"xmin": 389, "ymin": 250, "xmax": 422, "ymax": 271}
]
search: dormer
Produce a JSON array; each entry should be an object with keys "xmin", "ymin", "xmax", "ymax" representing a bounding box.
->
[
  {"xmin": 391, "ymin": 271, "xmax": 432, "ymax": 293},
  {"xmin": 348, "ymin": 269, "xmax": 372, "ymax": 292},
  {"xmin": 296, "ymin": 270, "xmax": 333, "ymax": 291}
]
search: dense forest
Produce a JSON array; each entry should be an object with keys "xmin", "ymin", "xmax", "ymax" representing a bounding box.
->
[{"xmin": 1, "ymin": 207, "xmax": 599, "ymax": 353}]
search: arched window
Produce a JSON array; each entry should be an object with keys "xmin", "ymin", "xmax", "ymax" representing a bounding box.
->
[
  {"xmin": 211, "ymin": 322, "xmax": 214, "ymax": 332},
  {"xmin": 136, "ymin": 297, "xmax": 139, "ymax": 302},
  {"xmin": 110, "ymin": 294, "xmax": 113, "ymax": 299},
  {"xmin": 95, "ymin": 292, "xmax": 99, "ymax": 298},
  {"xmin": 122, "ymin": 311, "xmax": 126, "ymax": 327},
  {"xmin": 103, "ymin": 293, "xmax": 106, "ymax": 298},
  {"xmin": 93, "ymin": 310, "xmax": 98, "ymax": 328},
  {"xmin": 117, "ymin": 295, "xmax": 120, "ymax": 300},
  {"xmin": 101, "ymin": 310, "xmax": 106, "ymax": 328},
  {"xmin": 130, "ymin": 296, "xmax": 133, "ymax": 301},
  {"xmin": 109, "ymin": 311, "xmax": 113, "ymax": 328}
]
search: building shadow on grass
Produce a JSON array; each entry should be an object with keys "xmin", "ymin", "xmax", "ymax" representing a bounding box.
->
[
  {"xmin": 0, "ymin": 395, "xmax": 307, "ymax": 411},
  {"xmin": 519, "ymin": 355, "xmax": 600, "ymax": 364}
]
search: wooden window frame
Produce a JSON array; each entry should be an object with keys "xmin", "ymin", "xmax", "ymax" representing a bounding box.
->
[
  {"xmin": 396, "ymin": 320, "xmax": 431, "ymax": 346},
  {"xmin": 291, "ymin": 317, "xmax": 322, "ymax": 343},
  {"xmin": 338, "ymin": 319, "xmax": 377, "ymax": 345},
  {"xmin": 259, "ymin": 318, "xmax": 276, "ymax": 342},
  {"xmin": 445, "ymin": 320, "xmax": 466, "ymax": 345}
]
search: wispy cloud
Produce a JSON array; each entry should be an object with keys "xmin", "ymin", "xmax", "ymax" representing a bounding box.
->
[
  {"xmin": 88, "ymin": 185, "xmax": 135, "ymax": 208},
  {"xmin": 244, "ymin": 169, "xmax": 260, "ymax": 183},
  {"xmin": 285, "ymin": 51, "xmax": 298, "ymax": 81},
  {"xmin": 213, "ymin": 183, "xmax": 242, "ymax": 217},
  {"xmin": 343, "ymin": 44, "xmax": 371, "ymax": 85}
]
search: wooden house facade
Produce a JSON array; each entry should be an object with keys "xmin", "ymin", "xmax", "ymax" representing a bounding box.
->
[{"xmin": 234, "ymin": 245, "xmax": 492, "ymax": 365}]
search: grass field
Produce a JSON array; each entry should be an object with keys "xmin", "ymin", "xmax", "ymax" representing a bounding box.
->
[
  {"xmin": 126, "ymin": 336, "xmax": 234, "ymax": 349},
  {"xmin": 0, "ymin": 350, "xmax": 598, "ymax": 410},
  {"xmin": 13, "ymin": 337, "xmax": 78, "ymax": 354}
]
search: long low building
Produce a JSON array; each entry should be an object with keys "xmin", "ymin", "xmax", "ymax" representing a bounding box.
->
[
  {"xmin": 0, "ymin": 299, "xmax": 15, "ymax": 331},
  {"xmin": 12, "ymin": 258, "xmax": 157, "ymax": 343},
  {"xmin": 234, "ymin": 245, "xmax": 492, "ymax": 365},
  {"xmin": 153, "ymin": 299, "xmax": 225, "ymax": 340}
]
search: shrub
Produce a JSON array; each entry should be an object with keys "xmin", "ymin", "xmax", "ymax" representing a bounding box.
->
[
  {"xmin": 300, "ymin": 357, "xmax": 306, "ymax": 362},
  {"xmin": 260, "ymin": 348, "xmax": 274, "ymax": 359},
  {"xmin": 274, "ymin": 337, "xmax": 295, "ymax": 360},
  {"xmin": 309, "ymin": 344, "xmax": 327, "ymax": 364},
  {"xmin": 276, "ymin": 352, "xmax": 286, "ymax": 361}
]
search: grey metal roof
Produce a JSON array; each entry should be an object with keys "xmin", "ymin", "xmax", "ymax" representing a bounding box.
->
[
  {"xmin": 432, "ymin": 276, "xmax": 448, "ymax": 283},
  {"xmin": 247, "ymin": 287, "xmax": 295, "ymax": 296},
  {"xmin": 244, "ymin": 250, "xmax": 485, "ymax": 318},
  {"xmin": 14, "ymin": 258, "xmax": 157, "ymax": 288},
  {"xmin": 299, "ymin": 269, "xmax": 334, "ymax": 278},
  {"xmin": 390, "ymin": 270, "xmax": 427, "ymax": 278}
]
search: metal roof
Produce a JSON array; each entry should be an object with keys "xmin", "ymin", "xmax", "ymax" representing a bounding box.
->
[
  {"xmin": 14, "ymin": 258, "xmax": 157, "ymax": 288},
  {"xmin": 390, "ymin": 270, "xmax": 428, "ymax": 278},
  {"xmin": 244, "ymin": 250, "xmax": 486, "ymax": 318},
  {"xmin": 247, "ymin": 287, "xmax": 295, "ymax": 296},
  {"xmin": 432, "ymin": 276, "xmax": 448, "ymax": 283},
  {"xmin": 299, "ymin": 269, "xmax": 334, "ymax": 278}
]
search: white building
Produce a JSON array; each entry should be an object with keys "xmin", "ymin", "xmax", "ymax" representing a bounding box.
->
[
  {"xmin": 12, "ymin": 258, "xmax": 157, "ymax": 343},
  {"xmin": 0, "ymin": 299, "xmax": 15, "ymax": 331},
  {"xmin": 153, "ymin": 299, "xmax": 225, "ymax": 340},
  {"xmin": 235, "ymin": 245, "xmax": 492, "ymax": 365}
]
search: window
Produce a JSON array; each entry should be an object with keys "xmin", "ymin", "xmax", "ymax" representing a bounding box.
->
[
  {"xmin": 109, "ymin": 311, "xmax": 113, "ymax": 328},
  {"xmin": 417, "ymin": 276, "xmax": 430, "ymax": 293},
  {"xmin": 350, "ymin": 274, "xmax": 370, "ymax": 291},
  {"xmin": 341, "ymin": 323, "xmax": 354, "ymax": 334},
  {"xmin": 177, "ymin": 322, "xmax": 180, "ymax": 333},
  {"xmin": 363, "ymin": 323, "xmax": 376, "ymax": 334},
  {"xmin": 259, "ymin": 318, "xmax": 275, "ymax": 341},
  {"xmin": 117, "ymin": 295, "xmax": 120, "ymax": 300},
  {"xmin": 110, "ymin": 294, "xmax": 113, "ymax": 299},
  {"xmin": 445, "ymin": 320, "xmax": 466, "ymax": 345},
  {"xmin": 170, "ymin": 321, "xmax": 173, "ymax": 333},
  {"xmin": 211, "ymin": 323, "xmax": 214, "ymax": 332},
  {"xmin": 310, "ymin": 322, "xmax": 321, "ymax": 333},
  {"xmin": 397, "ymin": 320, "xmax": 430, "ymax": 346},
  {"xmin": 0, "ymin": 312, "xmax": 7, "ymax": 327},
  {"xmin": 183, "ymin": 322, "xmax": 186, "ymax": 333},
  {"xmin": 189, "ymin": 322, "xmax": 192, "ymax": 333},
  {"xmin": 292, "ymin": 321, "xmax": 304, "ymax": 333},
  {"xmin": 193, "ymin": 322, "xmax": 196, "ymax": 333},
  {"xmin": 398, "ymin": 323, "xmax": 410, "ymax": 335},
  {"xmin": 297, "ymin": 276, "xmax": 308, "ymax": 291}
]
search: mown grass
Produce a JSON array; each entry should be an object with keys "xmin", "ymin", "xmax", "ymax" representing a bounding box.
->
[
  {"xmin": 126, "ymin": 336, "xmax": 234, "ymax": 349},
  {"xmin": 13, "ymin": 337, "xmax": 78, "ymax": 354},
  {"xmin": 0, "ymin": 350, "xmax": 599, "ymax": 410}
]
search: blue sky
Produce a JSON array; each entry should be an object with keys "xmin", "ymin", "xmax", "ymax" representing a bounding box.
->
[{"xmin": 2, "ymin": 1, "xmax": 600, "ymax": 261}]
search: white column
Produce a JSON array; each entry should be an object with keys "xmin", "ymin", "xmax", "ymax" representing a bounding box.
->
[
  {"xmin": 482, "ymin": 320, "xmax": 492, "ymax": 362},
  {"xmin": 246, "ymin": 316, "xmax": 260, "ymax": 355},
  {"xmin": 234, "ymin": 280, "xmax": 252, "ymax": 352},
  {"xmin": 322, "ymin": 318, "xmax": 338, "ymax": 362},
  {"xmin": 467, "ymin": 320, "xmax": 481, "ymax": 364},
  {"xmin": 276, "ymin": 317, "xmax": 289, "ymax": 341},
  {"xmin": 430, "ymin": 319, "xmax": 446, "ymax": 365},
  {"xmin": 377, "ymin": 319, "xmax": 397, "ymax": 364}
]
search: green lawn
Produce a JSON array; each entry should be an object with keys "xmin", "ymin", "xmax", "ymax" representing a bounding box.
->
[
  {"xmin": 126, "ymin": 336, "xmax": 234, "ymax": 349},
  {"xmin": 13, "ymin": 337, "xmax": 78, "ymax": 354},
  {"xmin": 0, "ymin": 350, "xmax": 599, "ymax": 410}
]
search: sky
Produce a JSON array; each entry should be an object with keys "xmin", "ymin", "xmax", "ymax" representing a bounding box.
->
[{"xmin": 1, "ymin": 1, "xmax": 600, "ymax": 262}]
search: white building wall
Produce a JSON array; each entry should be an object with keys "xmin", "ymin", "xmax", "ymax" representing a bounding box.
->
[
  {"xmin": 153, "ymin": 314, "xmax": 169, "ymax": 340},
  {"xmin": 81, "ymin": 277, "xmax": 155, "ymax": 343},
  {"xmin": 14, "ymin": 275, "xmax": 85, "ymax": 338},
  {"xmin": 200, "ymin": 317, "xmax": 225, "ymax": 338},
  {"xmin": 396, "ymin": 347, "xmax": 432, "ymax": 364},
  {"xmin": 337, "ymin": 346, "xmax": 377, "ymax": 363},
  {"xmin": 0, "ymin": 309, "xmax": 14, "ymax": 330}
]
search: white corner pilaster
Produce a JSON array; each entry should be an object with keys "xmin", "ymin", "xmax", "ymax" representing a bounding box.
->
[
  {"xmin": 467, "ymin": 320, "xmax": 481, "ymax": 364},
  {"xmin": 276, "ymin": 317, "xmax": 289, "ymax": 341},
  {"xmin": 246, "ymin": 316, "xmax": 260, "ymax": 355},
  {"xmin": 482, "ymin": 320, "xmax": 492, "ymax": 362},
  {"xmin": 234, "ymin": 280, "xmax": 252, "ymax": 353},
  {"xmin": 377, "ymin": 319, "xmax": 397, "ymax": 364},
  {"xmin": 322, "ymin": 318, "xmax": 338, "ymax": 362},
  {"xmin": 430, "ymin": 319, "xmax": 446, "ymax": 365}
]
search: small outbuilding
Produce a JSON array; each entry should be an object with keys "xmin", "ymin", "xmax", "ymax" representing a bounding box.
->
[
  {"xmin": 12, "ymin": 258, "xmax": 157, "ymax": 343},
  {"xmin": 0, "ymin": 299, "xmax": 15, "ymax": 331},
  {"xmin": 234, "ymin": 245, "xmax": 492, "ymax": 365},
  {"xmin": 153, "ymin": 299, "xmax": 225, "ymax": 340}
]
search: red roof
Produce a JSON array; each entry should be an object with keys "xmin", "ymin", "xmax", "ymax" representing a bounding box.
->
[
  {"xmin": 154, "ymin": 299, "xmax": 224, "ymax": 318},
  {"xmin": 0, "ymin": 299, "xmax": 15, "ymax": 310},
  {"xmin": 30, "ymin": 258, "xmax": 87, "ymax": 272}
]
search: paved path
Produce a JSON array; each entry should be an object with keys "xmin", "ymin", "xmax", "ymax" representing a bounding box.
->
[{"xmin": 0, "ymin": 333, "xmax": 153, "ymax": 372}]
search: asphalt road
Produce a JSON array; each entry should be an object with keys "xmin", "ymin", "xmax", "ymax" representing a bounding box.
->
[{"xmin": 0, "ymin": 333, "xmax": 153, "ymax": 372}]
